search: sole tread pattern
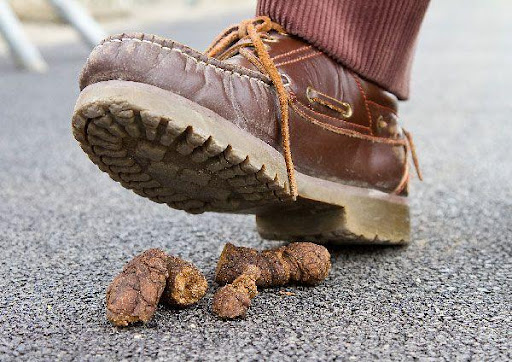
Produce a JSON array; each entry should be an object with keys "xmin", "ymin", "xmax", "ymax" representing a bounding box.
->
[
  {"xmin": 72, "ymin": 81, "xmax": 410, "ymax": 245},
  {"xmin": 72, "ymin": 101, "xmax": 293, "ymax": 214}
]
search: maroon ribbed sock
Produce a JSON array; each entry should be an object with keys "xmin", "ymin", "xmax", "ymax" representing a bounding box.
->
[{"xmin": 257, "ymin": 0, "xmax": 430, "ymax": 100}]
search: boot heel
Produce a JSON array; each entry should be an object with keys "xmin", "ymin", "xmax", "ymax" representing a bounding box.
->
[{"xmin": 256, "ymin": 172, "xmax": 410, "ymax": 245}]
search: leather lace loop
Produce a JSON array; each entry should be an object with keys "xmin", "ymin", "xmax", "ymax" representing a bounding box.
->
[
  {"xmin": 206, "ymin": 16, "xmax": 422, "ymax": 199},
  {"xmin": 403, "ymin": 129, "xmax": 423, "ymax": 181},
  {"xmin": 206, "ymin": 16, "xmax": 298, "ymax": 200}
]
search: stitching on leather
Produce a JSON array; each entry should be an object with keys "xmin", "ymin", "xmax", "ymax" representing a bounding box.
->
[
  {"xmin": 290, "ymin": 101, "xmax": 406, "ymax": 145},
  {"xmin": 294, "ymin": 99, "xmax": 369, "ymax": 133},
  {"xmin": 97, "ymin": 38, "xmax": 272, "ymax": 88},
  {"xmin": 310, "ymin": 96, "xmax": 349, "ymax": 116},
  {"xmin": 367, "ymin": 100, "xmax": 398, "ymax": 115},
  {"xmin": 306, "ymin": 87, "xmax": 353, "ymax": 120},
  {"xmin": 351, "ymin": 73, "xmax": 373, "ymax": 134},
  {"xmin": 274, "ymin": 52, "xmax": 322, "ymax": 67},
  {"xmin": 271, "ymin": 45, "xmax": 312, "ymax": 61}
]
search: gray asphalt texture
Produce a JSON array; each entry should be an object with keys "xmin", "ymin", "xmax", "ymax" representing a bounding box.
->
[{"xmin": 1, "ymin": 1, "xmax": 511, "ymax": 360}]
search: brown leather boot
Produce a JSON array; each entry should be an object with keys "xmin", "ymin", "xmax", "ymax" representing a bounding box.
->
[{"xmin": 72, "ymin": 17, "xmax": 421, "ymax": 244}]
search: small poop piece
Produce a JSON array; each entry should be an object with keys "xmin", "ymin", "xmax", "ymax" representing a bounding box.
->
[
  {"xmin": 212, "ymin": 265, "xmax": 261, "ymax": 319},
  {"xmin": 106, "ymin": 249, "xmax": 208, "ymax": 326},
  {"xmin": 162, "ymin": 255, "xmax": 208, "ymax": 308},
  {"xmin": 106, "ymin": 249, "xmax": 169, "ymax": 327},
  {"xmin": 215, "ymin": 242, "xmax": 331, "ymax": 288}
]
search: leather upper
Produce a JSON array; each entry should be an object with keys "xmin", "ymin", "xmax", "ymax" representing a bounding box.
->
[{"xmin": 80, "ymin": 31, "xmax": 410, "ymax": 194}]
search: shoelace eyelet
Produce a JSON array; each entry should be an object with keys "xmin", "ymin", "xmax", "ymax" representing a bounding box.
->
[{"xmin": 280, "ymin": 73, "xmax": 292, "ymax": 87}]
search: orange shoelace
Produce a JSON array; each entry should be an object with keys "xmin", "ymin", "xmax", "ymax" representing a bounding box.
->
[
  {"xmin": 206, "ymin": 16, "xmax": 422, "ymax": 199},
  {"xmin": 206, "ymin": 16, "xmax": 298, "ymax": 200},
  {"xmin": 403, "ymin": 129, "xmax": 423, "ymax": 181}
]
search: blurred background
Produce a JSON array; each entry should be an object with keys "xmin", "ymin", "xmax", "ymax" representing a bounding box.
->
[
  {"xmin": 0, "ymin": 0, "xmax": 510, "ymax": 360},
  {"xmin": 0, "ymin": 0, "xmax": 256, "ymax": 67}
]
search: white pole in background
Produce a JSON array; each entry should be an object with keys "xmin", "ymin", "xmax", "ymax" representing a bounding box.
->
[
  {"xmin": 48, "ymin": 0, "xmax": 107, "ymax": 49},
  {"xmin": 0, "ymin": 0, "xmax": 48, "ymax": 72}
]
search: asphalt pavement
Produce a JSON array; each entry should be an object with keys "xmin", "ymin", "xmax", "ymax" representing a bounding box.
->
[{"xmin": 0, "ymin": 1, "xmax": 511, "ymax": 360}]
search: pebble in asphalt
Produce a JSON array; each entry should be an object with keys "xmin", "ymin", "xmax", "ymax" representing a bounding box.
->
[{"xmin": 0, "ymin": 1, "xmax": 510, "ymax": 360}]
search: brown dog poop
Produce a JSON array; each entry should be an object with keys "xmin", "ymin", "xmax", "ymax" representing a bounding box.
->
[
  {"xmin": 105, "ymin": 249, "xmax": 168, "ymax": 327},
  {"xmin": 162, "ymin": 255, "xmax": 209, "ymax": 308},
  {"xmin": 106, "ymin": 249, "xmax": 207, "ymax": 327},
  {"xmin": 215, "ymin": 242, "xmax": 331, "ymax": 288},
  {"xmin": 212, "ymin": 265, "xmax": 261, "ymax": 320}
]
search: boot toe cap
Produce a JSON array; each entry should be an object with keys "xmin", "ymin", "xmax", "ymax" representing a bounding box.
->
[{"xmin": 79, "ymin": 33, "xmax": 280, "ymax": 146}]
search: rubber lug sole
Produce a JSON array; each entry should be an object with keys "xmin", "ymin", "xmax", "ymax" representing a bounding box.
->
[{"xmin": 72, "ymin": 80, "xmax": 410, "ymax": 245}]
